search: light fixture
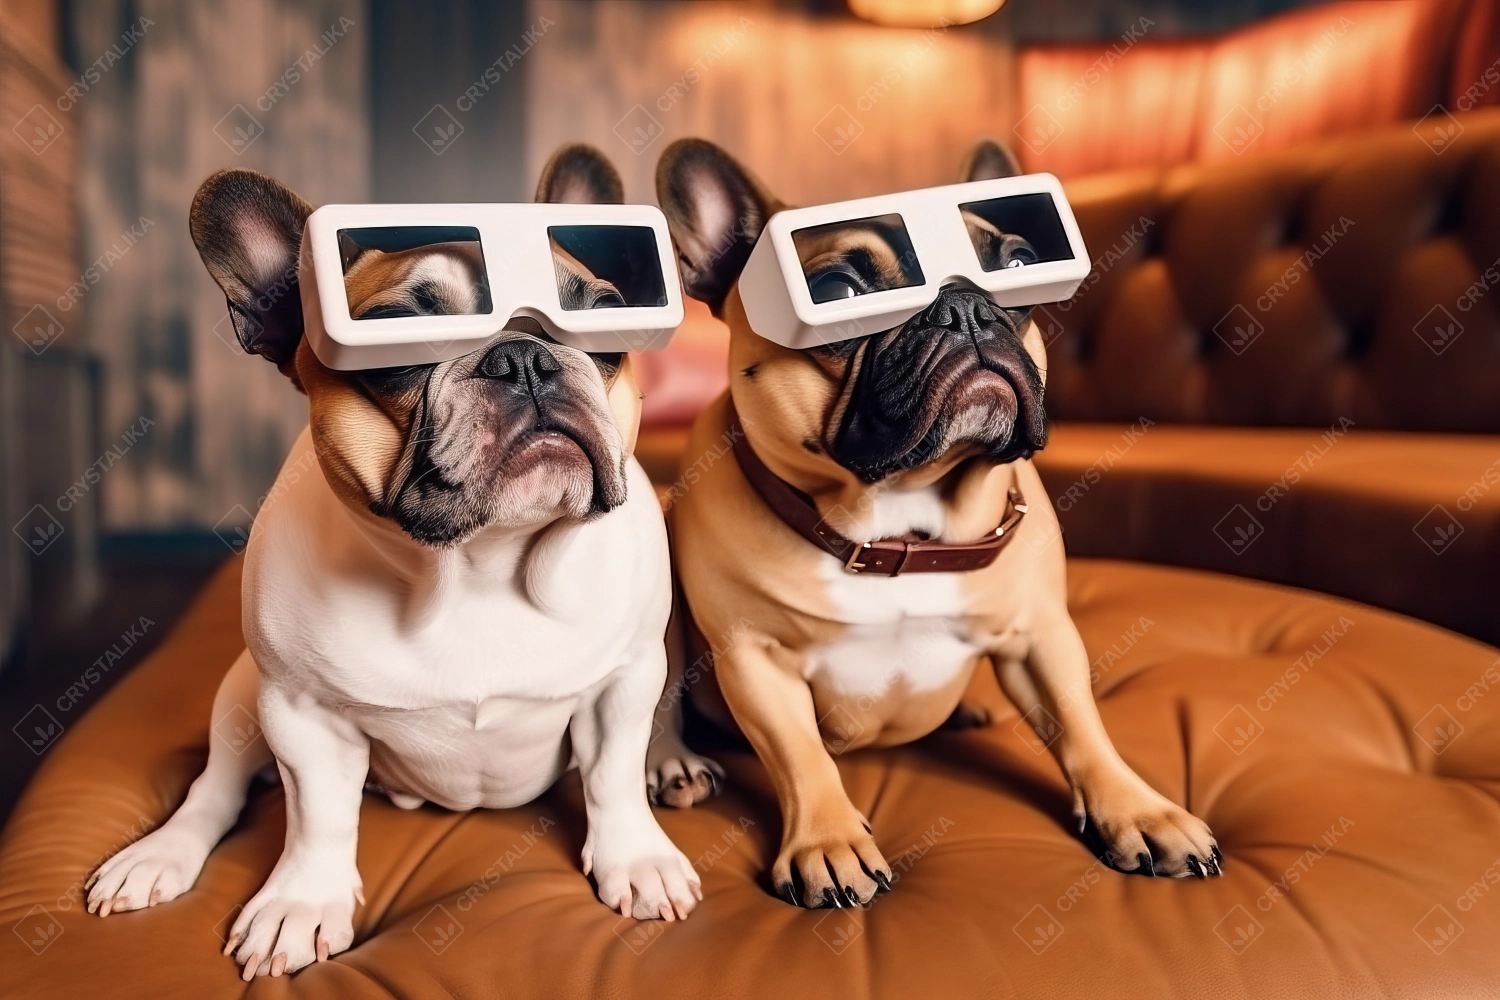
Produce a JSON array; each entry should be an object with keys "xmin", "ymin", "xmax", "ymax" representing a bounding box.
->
[{"xmin": 847, "ymin": 0, "xmax": 1005, "ymax": 28}]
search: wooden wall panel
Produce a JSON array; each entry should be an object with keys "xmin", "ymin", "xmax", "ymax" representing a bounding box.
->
[
  {"xmin": 526, "ymin": 0, "xmax": 1017, "ymax": 209},
  {"xmin": 73, "ymin": 0, "xmax": 368, "ymax": 530}
]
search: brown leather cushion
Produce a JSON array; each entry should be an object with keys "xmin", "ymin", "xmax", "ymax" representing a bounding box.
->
[
  {"xmin": 4, "ymin": 555, "xmax": 1499, "ymax": 997},
  {"xmin": 1035, "ymin": 423, "xmax": 1500, "ymax": 646},
  {"xmin": 1044, "ymin": 108, "xmax": 1500, "ymax": 433}
]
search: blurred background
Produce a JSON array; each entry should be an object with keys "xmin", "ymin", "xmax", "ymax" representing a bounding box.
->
[{"xmin": 3, "ymin": 0, "xmax": 1497, "ymax": 813}]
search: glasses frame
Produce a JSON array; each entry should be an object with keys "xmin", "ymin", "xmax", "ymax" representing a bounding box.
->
[
  {"xmin": 738, "ymin": 173, "xmax": 1090, "ymax": 349},
  {"xmin": 299, "ymin": 202, "xmax": 684, "ymax": 370}
]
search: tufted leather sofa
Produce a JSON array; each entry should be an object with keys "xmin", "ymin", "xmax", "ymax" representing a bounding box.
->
[
  {"xmin": 5, "ymin": 548, "xmax": 1500, "ymax": 998},
  {"xmin": 1033, "ymin": 108, "xmax": 1500, "ymax": 644}
]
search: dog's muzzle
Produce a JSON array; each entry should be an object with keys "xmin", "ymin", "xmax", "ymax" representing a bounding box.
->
[{"xmin": 830, "ymin": 280, "xmax": 1048, "ymax": 482}]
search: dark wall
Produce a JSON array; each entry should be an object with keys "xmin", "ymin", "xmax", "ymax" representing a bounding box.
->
[{"xmin": 369, "ymin": 0, "xmax": 530, "ymax": 203}]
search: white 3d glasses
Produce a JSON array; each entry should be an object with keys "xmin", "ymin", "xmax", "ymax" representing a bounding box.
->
[
  {"xmin": 738, "ymin": 173, "xmax": 1090, "ymax": 349},
  {"xmin": 299, "ymin": 203, "xmax": 684, "ymax": 370}
]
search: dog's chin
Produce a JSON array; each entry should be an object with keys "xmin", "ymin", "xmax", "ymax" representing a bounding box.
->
[
  {"xmin": 390, "ymin": 432, "xmax": 626, "ymax": 546},
  {"xmin": 487, "ymin": 433, "xmax": 611, "ymax": 526}
]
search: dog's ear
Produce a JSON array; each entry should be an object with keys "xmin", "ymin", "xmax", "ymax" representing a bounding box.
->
[
  {"xmin": 960, "ymin": 138, "xmax": 1022, "ymax": 182},
  {"xmin": 189, "ymin": 169, "xmax": 313, "ymax": 371},
  {"xmin": 655, "ymin": 138, "xmax": 776, "ymax": 317},
  {"xmin": 535, "ymin": 143, "xmax": 625, "ymax": 204}
]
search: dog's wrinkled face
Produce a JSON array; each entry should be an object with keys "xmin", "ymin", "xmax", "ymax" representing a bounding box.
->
[
  {"xmin": 189, "ymin": 144, "xmax": 641, "ymax": 545},
  {"xmin": 656, "ymin": 137, "xmax": 1047, "ymax": 488}
]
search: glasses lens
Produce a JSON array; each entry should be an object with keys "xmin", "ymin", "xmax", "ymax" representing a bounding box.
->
[
  {"xmin": 337, "ymin": 226, "xmax": 491, "ymax": 319},
  {"xmin": 791, "ymin": 213, "xmax": 925, "ymax": 304},
  {"xmin": 547, "ymin": 225, "xmax": 668, "ymax": 311},
  {"xmin": 959, "ymin": 193, "xmax": 1074, "ymax": 272}
]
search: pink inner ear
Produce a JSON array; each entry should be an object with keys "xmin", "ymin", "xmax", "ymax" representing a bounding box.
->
[
  {"xmin": 553, "ymin": 177, "xmax": 602, "ymax": 204},
  {"xmin": 236, "ymin": 212, "xmax": 297, "ymax": 291}
]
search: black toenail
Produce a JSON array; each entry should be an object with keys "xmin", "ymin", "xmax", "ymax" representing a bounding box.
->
[
  {"xmin": 1137, "ymin": 852, "xmax": 1155, "ymax": 876},
  {"xmin": 823, "ymin": 887, "xmax": 844, "ymax": 909},
  {"xmin": 1187, "ymin": 855, "xmax": 1205, "ymax": 878},
  {"xmin": 874, "ymin": 871, "xmax": 892, "ymax": 893},
  {"xmin": 1211, "ymin": 844, "xmax": 1225, "ymax": 868},
  {"xmin": 843, "ymin": 885, "xmax": 859, "ymax": 907}
]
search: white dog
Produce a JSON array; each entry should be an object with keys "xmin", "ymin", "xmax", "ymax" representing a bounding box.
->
[{"xmin": 85, "ymin": 146, "xmax": 701, "ymax": 979}]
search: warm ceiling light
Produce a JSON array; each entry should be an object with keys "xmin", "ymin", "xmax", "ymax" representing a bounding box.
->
[{"xmin": 848, "ymin": 0, "xmax": 1005, "ymax": 27}]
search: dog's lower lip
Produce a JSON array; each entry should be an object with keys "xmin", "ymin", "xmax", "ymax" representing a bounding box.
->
[{"xmin": 509, "ymin": 429, "xmax": 587, "ymax": 459}]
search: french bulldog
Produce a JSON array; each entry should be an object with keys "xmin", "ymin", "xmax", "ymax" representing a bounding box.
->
[
  {"xmin": 654, "ymin": 138, "xmax": 1223, "ymax": 908},
  {"xmin": 84, "ymin": 144, "xmax": 701, "ymax": 978}
]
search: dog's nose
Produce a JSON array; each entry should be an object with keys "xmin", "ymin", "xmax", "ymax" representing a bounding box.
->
[
  {"xmin": 477, "ymin": 338, "xmax": 563, "ymax": 394},
  {"xmin": 915, "ymin": 279, "xmax": 1005, "ymax": 338}
]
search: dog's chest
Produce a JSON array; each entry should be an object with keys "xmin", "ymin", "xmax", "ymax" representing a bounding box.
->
[{"xmin": 802, "ymin": 563, "xmax": 984, "ymax": 699}]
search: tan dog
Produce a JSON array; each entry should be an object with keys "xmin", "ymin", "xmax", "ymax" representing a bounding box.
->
[{"xmin": 653, "ymin": 138, "xmax": 1222, "ymax": 908}]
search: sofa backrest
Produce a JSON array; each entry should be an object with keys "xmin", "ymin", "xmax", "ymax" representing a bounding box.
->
[
  {"xmin": 1017, "ymin": 0, "xmax": 1497, "ymax": 179},
  {"xmin": 1041, "ymin": 108, "xmax": 1500, "ymax": 432}
]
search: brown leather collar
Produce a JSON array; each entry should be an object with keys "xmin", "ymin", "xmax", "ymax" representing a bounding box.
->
[{"xmin": 727, "ymin": 401, "xmax": 1027, "ymax": 577}]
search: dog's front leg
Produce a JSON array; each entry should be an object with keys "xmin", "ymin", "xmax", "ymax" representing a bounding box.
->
[
  {"xmin": 717, "ymin": 641, "xmax": 892, "ymax": 909},
  {"xmin": 646, "ymin": 602, "xmax": 725, "ymax": 808},
  {"xmin": 993, "ymin": 607, "xmax": 1222, "ymax": 878},
  {"xmin": 572, "ymin": 648, "xmax": 702, "ymax": 921},
  {"xmin": 225, "ymin": 684, "xmax": 369, "ymax": 978}
]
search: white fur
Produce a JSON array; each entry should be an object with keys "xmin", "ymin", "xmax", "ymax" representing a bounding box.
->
[
  {"xmin": 805, "ymin": 484, "xmax": 982, "ymax": 700},
  {"xmin": 87, "ymin": 425, "xmax": 699, "ymax": 975}
]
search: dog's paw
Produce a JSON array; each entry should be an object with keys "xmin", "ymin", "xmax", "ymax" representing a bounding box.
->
[
  {"xmin": 85, "ymin": 823, "xmax": 214, "ymax": 917},
  {"xmin": 225, "ymin": 858, "xmax": 361, "ymax": 979},
  {"xmin": 646, "ymin": 737, "xmax": 724, "ymax": 808},
  {"xmin": 1079, "ymin": 771, "xmax": 1223, "ymax": 878},
  {"xmin": 772, "ymin": 807, "xmax": 893, "ymax": 908},
  {"xmin": 584, "ymin": 826, "xmax": 702, "ymax": 920}
]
